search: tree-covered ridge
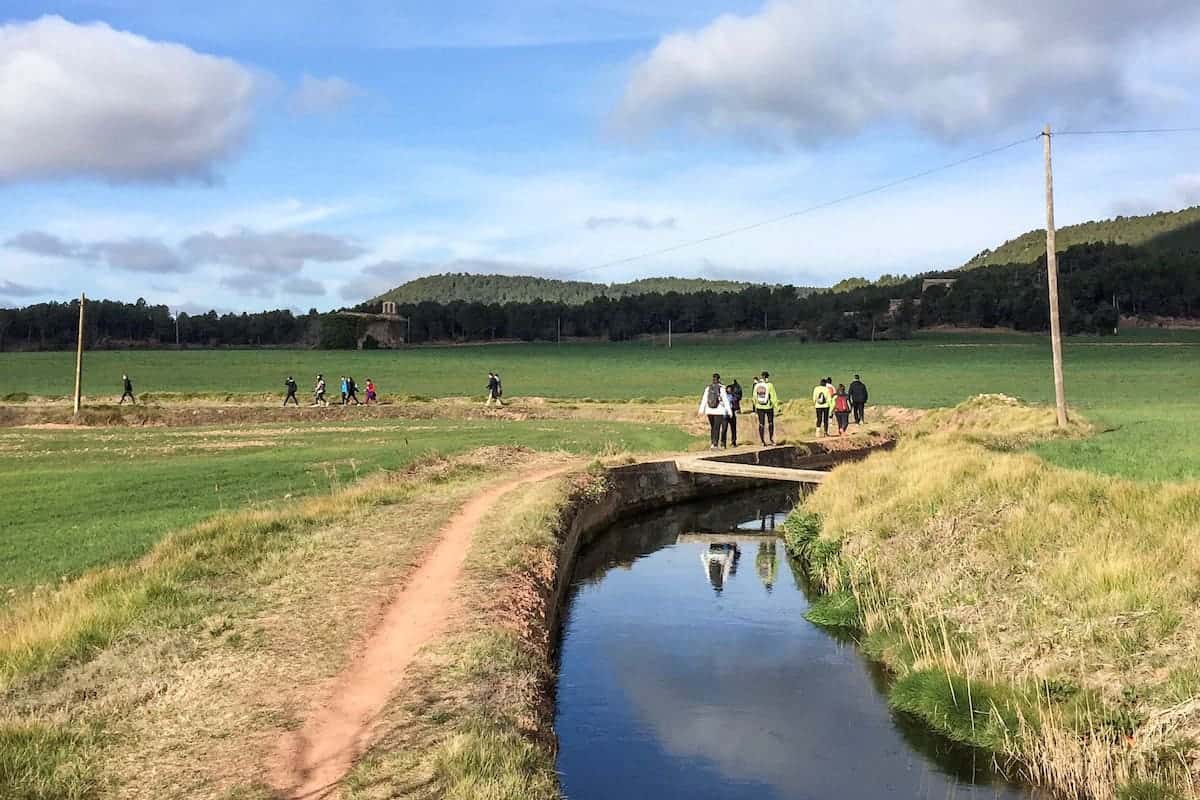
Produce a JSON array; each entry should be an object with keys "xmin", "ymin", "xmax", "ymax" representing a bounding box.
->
[
  {"xmin": 964, "ymin": 205, "xmax": 1200, "ymax": 268},
  {"xmin": 370, "ymin": 272, "xmax": 767, "ymax": 306}
]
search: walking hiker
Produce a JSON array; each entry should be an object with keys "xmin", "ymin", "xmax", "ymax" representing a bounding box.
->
[
  {"xmin": 119, "ymin": 374, "xmax": 135, "ymax": 405},
  {"xmin": 698, "ymin": 373, "xmax": 733, "ymax": 449},
  {"xmin": 339, "ymin": 376, "xmax": 348, "ymax": 405},
  {"xmin": 752, "ymin": 371, "xmax": 781, "ymax": 446},
  {"xmin": 722, "ymin": 378, "xmax": 742, "ymax": 448},
  {"xmin": 346, "ymin": 376, "xmax": 361, "ymax": 405},
  {"xmin": 365, "ymin": 378, "xmax": 377, "ymax": 404},
  {"xmin": 283, "ymin": 376, "xmax": 299, "ymax": 406},
  {"xmin": 313, "ymin": 374, "xmax": 327, "ymax": 406},
  {"xmin": 849, "ymin": 374, "xmax": 869, "ymax": 424},
  {"xmin": 833, "ymin": 383, "xmax": 852, "ymax": 436},
  {"xmin": 486, "ymin": 372, "xmax": 504, "ymax": 406},
  {"xmin": 813, "ymin": 378, "xmax": 831, "ymax": 437}
]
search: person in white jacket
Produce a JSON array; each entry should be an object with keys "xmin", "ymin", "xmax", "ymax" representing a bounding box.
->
[{"xmin": 697, "ymin": 373, "xmax": 733, "ymax": 449}]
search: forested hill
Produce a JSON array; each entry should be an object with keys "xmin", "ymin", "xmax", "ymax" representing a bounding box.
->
[
  {"xmin": 964, "ymin": 205, "xmax": 1200, "ymax": 268},
  {"xmin": 370, "ymin": 273, "xmax": 766, "ymax": 306}
]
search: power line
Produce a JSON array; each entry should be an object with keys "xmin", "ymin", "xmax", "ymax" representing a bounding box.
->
[
  {"xmin": 567, "ymin": 133, "xmax": 1041, "ymax": 277},
  {"xmin": 1054, "ymin": 127, "xmax": 1200, "ymax": 136}
]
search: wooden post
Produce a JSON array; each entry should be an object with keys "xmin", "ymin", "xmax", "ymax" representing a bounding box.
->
[
  {"xmin": 668, "ymin": 319, "xmax": 672, "ymax": 349},
  {"xmin": 1042, "ymin": 124, "xmax": 1069, "ymax": 427},
  {"xmin": 73, "ymin": 293, "xmax": 86, "ymax": 416}
]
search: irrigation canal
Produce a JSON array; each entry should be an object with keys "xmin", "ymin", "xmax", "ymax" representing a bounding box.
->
[{"xmin": 554, "ymin": 485, "xmax": 1037, "ymax": 800}]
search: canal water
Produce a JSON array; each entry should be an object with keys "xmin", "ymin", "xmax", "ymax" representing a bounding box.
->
[{"xmin": 555, "ymin": 486, "xmax": 1034, "ymax": 800}]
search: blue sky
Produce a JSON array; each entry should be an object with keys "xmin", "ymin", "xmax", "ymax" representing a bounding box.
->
[{"xmin": 2, "ymin": 1, "xmax": 1199, "ymax": 312}]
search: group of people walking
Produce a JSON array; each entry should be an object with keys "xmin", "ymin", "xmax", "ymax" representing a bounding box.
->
[
  {"xmin": 697, "ymin": 371, "xmax": 782, "ymax": 449},
  {"xmin": 485, "ymin": 372, "xmax": 505, "ymax": 406},
  {"xmin": 698, "ymin": 371, "xmax": 870, "ymax": 447},
  {"xmin": 812, "ymin": 374, "xmax": 869, "ymax": 437},
  {"xmin": 303, "ymin": 374, "xmax": 377, "ymax": 406}
]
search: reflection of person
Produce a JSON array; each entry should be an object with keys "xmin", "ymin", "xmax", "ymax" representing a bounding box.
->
[
  {"xmin": 702, "ymin": 543, "xmax": 740, "ymax": 592},
  {"xmin": 756, "ymin": 541, "xmax": 778, "ymax": 591}
]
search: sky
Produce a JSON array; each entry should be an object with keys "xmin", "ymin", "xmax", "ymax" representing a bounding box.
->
[{"xmin": 2, "ymin": 0, "xmax": 1199, "ymax": 313}]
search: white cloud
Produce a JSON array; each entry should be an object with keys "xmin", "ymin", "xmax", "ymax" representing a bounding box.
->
[
  {"xmin": 586, "ymin": 215, "xmax": 677, "ymax": 231},
  {"xmin": 0, "ymin": 15, "xmax": 258, "ymax": 183},
  {"xmin": 0, "ymin": 279, "xmax": 54, "ymax": 299},
  {"xmin": 615, "ymin": 0, "xmax": 1200, "ymax": 143},
  {"xmin": 181, "ymin": 230, "xmax": 366, "ymax": 273},
  {"xmin": 282, "ymin": 277, "xmax": 327, "ymax": 296},
  {"xmin": 291, "ymin": 74, "xmax": 364, "ymax": 115}
]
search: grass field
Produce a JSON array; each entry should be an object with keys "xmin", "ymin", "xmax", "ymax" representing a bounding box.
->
[
  {"xmin": 3, "ymin": 330, "xmax": 1198, "ymax": 408},
  {"xmin": 0, "ymin": 419, "xmax": 688, "ymax": 591}
]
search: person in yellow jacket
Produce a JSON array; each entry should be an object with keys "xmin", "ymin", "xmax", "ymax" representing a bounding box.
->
[
  {"xmin": 813, "ymin": 378, "xmax": 832, "ymax": 437},
  {"xmin": 751, "ymin": 370, "xmax": 781, "ymax": 446}
]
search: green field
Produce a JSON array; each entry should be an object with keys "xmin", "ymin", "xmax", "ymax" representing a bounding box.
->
[
  {"xmin": 3, "ymin": 330, "xmax": 1196, "ymax": 410},
  {"xmin": 0, "ymin": 419, "xmax": 688, "ymax": 591},
  {"xmin": 2, "ymin": 331, "xmax": 1197, "ymax": 589}
]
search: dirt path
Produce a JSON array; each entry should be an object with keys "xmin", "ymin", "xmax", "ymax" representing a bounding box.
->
[{"xmin": 269, "ymin": 466, "xmax": 568, "ymax": 799}]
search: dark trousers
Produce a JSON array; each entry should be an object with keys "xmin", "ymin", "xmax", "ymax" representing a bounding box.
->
[
  {"xmin": 721, "ymin": 413, "xmax": 738, "ymax": 447},
  {"xmin": 851, "ymin": 400, "xmax": 865, "ymax": 424},
  {"xmin": 756, "ymin": 409, "xmax": 775, "ymax": 444},
  {"xmin": 815, "ymin": 407, "xmax": 830, "ymax": 435},
  {"xmin": 120, "ymin": 391, "xmax": 135, "ymax": 404},
  {"xmin": 836, "ymin": 411, "xmax": 850, "ymax": 432},
  {"xmin": 708, "ymin": 414, "xmax": 723, "ymax": 446},
  {"xmin": 284, "ymin": 391, "xmax": 298, "ymax": 406}
]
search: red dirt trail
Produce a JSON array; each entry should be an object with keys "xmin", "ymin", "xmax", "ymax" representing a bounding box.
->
[{"xmin": 269, "ymin": 466, "xmax": 568, "ymax": 799}]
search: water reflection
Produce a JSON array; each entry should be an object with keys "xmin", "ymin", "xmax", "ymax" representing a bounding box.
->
[{"xmin": 556, "ymin": 488, "xmax": 1035, "ymax": 800}]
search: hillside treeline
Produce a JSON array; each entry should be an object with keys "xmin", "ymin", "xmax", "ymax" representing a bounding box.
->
[
  {"xmin": 0, "ymin": 298, "xmax": 319, "ymax": 351},
  {"xmin": 373, "ymin": 273, "xmax": 761, "ymax": 306},
  {"xmin": 359, "ymin": 242, "xmax": 1198, "ymax": 343},
  {"xmin": 2, "ymin": 242, "xmax": 1196, "ymax": 350},
  {"xmin": 964, "ymin": 205, "xmax": 1200, "ymax": 268}
]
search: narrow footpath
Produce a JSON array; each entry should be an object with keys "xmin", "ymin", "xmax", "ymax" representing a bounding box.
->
[{"xmin": 269, "ymin": 466, "xmax": 569, "ymax": 800}]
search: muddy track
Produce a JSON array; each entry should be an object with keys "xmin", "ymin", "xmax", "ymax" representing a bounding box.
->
[{"xmin": 268, "ymin": 466, "xmax": 568, "ymax": 800}]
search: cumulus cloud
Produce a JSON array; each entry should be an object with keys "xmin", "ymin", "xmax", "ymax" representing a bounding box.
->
[
  {"xmin": 181, "ymin": 230, "xmax": 366, "ymax": 274},
  {"xmin": 291, "ymin": 75, "xmax": 363, "ymax": 115},
  {"xmin": 0, "ymin": 279, "xmax": 53, "ymax": 299},
  {"xmin": 0, "ymin": 15, "xmax": 258, "ymax": 183},
  {"xmin": 5, "ymin": 230, "xmax": 189, "ymax": 273},
  {"xmin": 281, "ymin": 277, "xmax": 327, "ymax": 296},
  {"xmin": 5, "ymin": 230, "xmax": 81, "ymax": 258},
  {"xmin": 616, "ymin": 0, "xmax": 1200, "ymax": 143},
  {"xmin": 89, "ymin": 238, "xmax": 189, "ymax": 273},
  {"xmin": 586, "ymin": 215, "xmax": 677, "ymax": 231}
]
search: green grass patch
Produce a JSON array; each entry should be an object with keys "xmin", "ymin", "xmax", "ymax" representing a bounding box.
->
[
  {"xmin": 0, "ymin": 721, "xmax": 96, "ymax": 800},
  {"xmin": 0, "ymin": 419, "xmax": 688, "ymax": 591},
  {"xmin": 890, "ymin": 669, "xmax": 1027, "ymax": 753},
  {"xmin": 803, "ymin": 591, "xmax": 860, "ymax": 629}
]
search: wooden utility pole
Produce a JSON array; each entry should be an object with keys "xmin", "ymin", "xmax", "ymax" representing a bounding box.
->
[
  {"xmin": 72, "ymin": 293, "xmax": 86, "ymax": 416},
  {"xmin": 668, "ymin": 319, "xmax": 672, "ymax": 349},
  {"xmin": 1042, "ymin": 124, "xmax": 1069, "ymax": 427}
]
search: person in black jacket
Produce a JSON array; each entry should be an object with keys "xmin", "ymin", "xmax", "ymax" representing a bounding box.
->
[
  {"xmin": 283, "ymin": 376, "xmax": 299, "ymax": 406},
  {"xmin": 119, "ymin": 374, "xmax": 135, "ymax": 404},
  {"xmin": 848, "ymin": 374, "xmax": 869, "ymax": 424}
]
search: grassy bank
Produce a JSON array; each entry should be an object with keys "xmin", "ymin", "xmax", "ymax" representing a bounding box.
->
[
  {"xmin": 783, "ymin": 396, "xmax": 1200, "ymax": 799},
  {"xmin": 345, "ymin": 468, "xmax": 585, "ymax": 799},
  {"xmin": 0, "ymin": 418, "xmax": 687, "ymax": 591},
  {"xmin": 0, "ymin": 449, "xmax": 563, "ymax": 799}
]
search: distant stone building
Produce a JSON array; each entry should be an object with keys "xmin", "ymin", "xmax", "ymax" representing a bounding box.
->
[
  {"xmin": 922, "ymin": 278, "xmax": 957, "ymax": 292},
  {"xmin": 338, "ymin": 310, "xmax": 408, "ymax": 349},
  {"xmin": 381, "ymin": 300, "xmax": 398, "ymax": 316}
]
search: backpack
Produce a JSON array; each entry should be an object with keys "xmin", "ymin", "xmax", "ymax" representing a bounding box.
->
[
  {"xmin": 754, "ymin": 382, "xmax": 770, "ymax": 406},
  {"xmin": 835, "ymin": 394, "xmax": 850, "ymax": 413},
  {"xmin": 706, "ymin": 384, "xmax": 722, "ymax": 409}
]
